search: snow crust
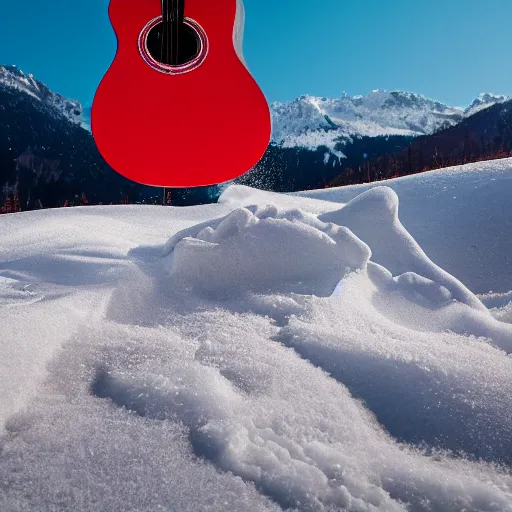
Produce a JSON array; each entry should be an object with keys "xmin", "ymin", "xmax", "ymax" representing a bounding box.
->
[{"xmin": 1, "ymin": 159, "xmax": 512, "ymax": 511}]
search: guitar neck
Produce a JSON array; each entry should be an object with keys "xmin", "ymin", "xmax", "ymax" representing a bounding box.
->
[{"xmin": 162, "ymin": 0, "xmax": 185, "ymax": 65}]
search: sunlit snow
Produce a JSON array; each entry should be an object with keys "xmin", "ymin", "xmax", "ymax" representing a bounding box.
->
[{"xmin": 1, "ymin": 159, "xmax": 512, "ymax": 511}]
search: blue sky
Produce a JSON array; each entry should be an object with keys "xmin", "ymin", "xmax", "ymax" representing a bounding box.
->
[{"xmin": 1, "ymin": 0, "xmax": 511, "ymax": 108}]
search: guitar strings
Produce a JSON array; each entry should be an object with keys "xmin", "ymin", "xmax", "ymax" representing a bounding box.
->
[
  {"xmin": 161, "ymin": 0, "xmax": 166, "ymax": 64},
  {"xmin": 160, "ymin": 0, "xmax": 186, "ymax": 66}
]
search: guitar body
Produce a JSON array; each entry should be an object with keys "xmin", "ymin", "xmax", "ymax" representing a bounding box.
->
[{"xmin": 92, "ymin": 0, "xmax": 271, "ymax": 187}]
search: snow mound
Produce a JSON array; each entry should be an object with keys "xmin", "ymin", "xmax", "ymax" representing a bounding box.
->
[
  {"xmin": 298, "ymin": 157, "xmax": 512, "ymax": 295},
  {"xmin": 164, "ymin": 205, "xmax": 370, "ymax": 297},
  {"xmin": 165, "ymin": 186, "xmax": 512, "ymax": 354},
  {"xmin": 318, "ymin": 187, "xmax": 485, "ymax": 311}
]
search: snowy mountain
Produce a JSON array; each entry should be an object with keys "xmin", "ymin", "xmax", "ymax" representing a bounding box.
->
[
  {"xmin": 2, "ymin": 63, "xmax": 511, "ymax": 204},
  {"xmin": 326, "ymin": 97, "xmax": 512, "ymax": 187},
  {"xmin": 464, "ymin": 92, "xmax": 510, "ymax": 117},
  {"xmin": 0, "ymin": 72, "xmax": 149, "ymax": 209},
  {"xmin": 0, "ymin": 66, "xmax": 218, "ymax": 209},
  {"xmin": 270, "ymin": 90, "xmax": 510, "ymax": 153},
  {"xmin": 0, "ymin": 65, "xmax": 86, "ymax": 127},
  {"xmin": 1, "ymin": 158, "xmax": 512, "ymax": 511},
  {"xmin": 241, "ymin": 90, "xmax": 512, "ymax": 192},
  {"xmin": 76, "ymin": 78, "xmax": 510, "ymax": 157}
]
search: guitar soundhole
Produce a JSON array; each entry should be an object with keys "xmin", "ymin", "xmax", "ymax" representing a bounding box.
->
[
  {"xmin": 147, "ymin": 23, "xmax": 198, "ymax": 64},
  {"xmin": 139, "ymin": 17, "xmax": 208, "ymax": 74}
]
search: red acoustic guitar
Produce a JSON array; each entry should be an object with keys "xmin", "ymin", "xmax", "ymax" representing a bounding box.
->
[{"xmin": 92, "ymin": 0, "xmax": 271, "ymax": 187}]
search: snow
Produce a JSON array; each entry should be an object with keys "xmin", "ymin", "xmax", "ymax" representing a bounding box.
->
[
  {"xmin": 298, "ymin": 157, "xmax": 512, "ymax": 295},
  {"xmin": 1, "ymin": 158, "xmax": 512, "ymax": 510}
]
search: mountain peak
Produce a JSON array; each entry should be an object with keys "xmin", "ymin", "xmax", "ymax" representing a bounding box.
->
[
  {"xmin": 270, "ymin": 90, "xmax": 462, "ymax": 153},
  {"xmin": 0, "ymin": 64, "xmax": 85, "ymax": 127},
  {"xmin": 271, "ymin": 89, "xmax": 510, "ymax": 153},
  {"xmin": 464, "ymin": 92, "xmax": 510, "ymax": 116}
]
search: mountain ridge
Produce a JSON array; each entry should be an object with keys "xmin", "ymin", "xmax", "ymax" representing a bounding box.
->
[
  {"xmin": 270, "ymin": 90, "xmax": 510, "ymax": 154},
  {"xmin": 2, "ymin": 63, "xmax": 508, "ymax": 152},
  {"xmin": 1, "ymin": 64, "xmax": 511, "ymax": 209},
  {"xmin": 0, "ymin": 65, "xmax": 86, "ymax": 128}
]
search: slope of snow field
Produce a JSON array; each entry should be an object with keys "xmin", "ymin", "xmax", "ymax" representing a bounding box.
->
[
  {"xmin": 295, "ymin": 158, "xmax": 512, "ymax": 295},
  {"xmin": 1, "ymin": 159, "xmax": 512, "ymax": 511}
]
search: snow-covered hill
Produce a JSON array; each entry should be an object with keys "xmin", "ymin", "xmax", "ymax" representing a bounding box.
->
[
  {"xmin": 0, "ymin": 65, "xmax": 85, "ymax": 127},
  {"xmin": 1, "ymin": 158, "xmax": 512, "ymax": 511},
  {"xmin": 271, "ymin": 90, "xmax": 510, "ymax": 153}
]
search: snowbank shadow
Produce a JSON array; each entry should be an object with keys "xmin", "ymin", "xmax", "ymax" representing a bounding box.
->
[
  {"xmin": 276, "ymin": 323, "xmax": 512, "ymax": 466},
  {"xmin": 91, "ymin": 367, "xmax": 228, "ymax": 466},
  {"xmin": 0, "ymin": 251, "xmax": 127, "ymax": 286}
]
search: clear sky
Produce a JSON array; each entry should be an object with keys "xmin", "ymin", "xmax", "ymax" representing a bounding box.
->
[{"xmin": 1, "ymin": 0, "xmax": 512, "ymax": 108}]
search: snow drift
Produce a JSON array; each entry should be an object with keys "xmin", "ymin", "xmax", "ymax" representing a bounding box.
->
[{"xmin": 1, "ymin": 159, "xmax": 512, "ymax": 511}]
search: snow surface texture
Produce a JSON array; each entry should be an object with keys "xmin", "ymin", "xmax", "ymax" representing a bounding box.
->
[
  {"xmin": 1, "ymin": 159, "xmax": 512, "ymax": 511},
  {"xmin": 270, "ymin": 90, "xmax": 510, "ymax": 153}
]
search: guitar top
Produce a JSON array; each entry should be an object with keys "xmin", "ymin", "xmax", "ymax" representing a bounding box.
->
[{"xmin": 92, "ymin": 0, "xmax": 271, "ymax": 188}]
